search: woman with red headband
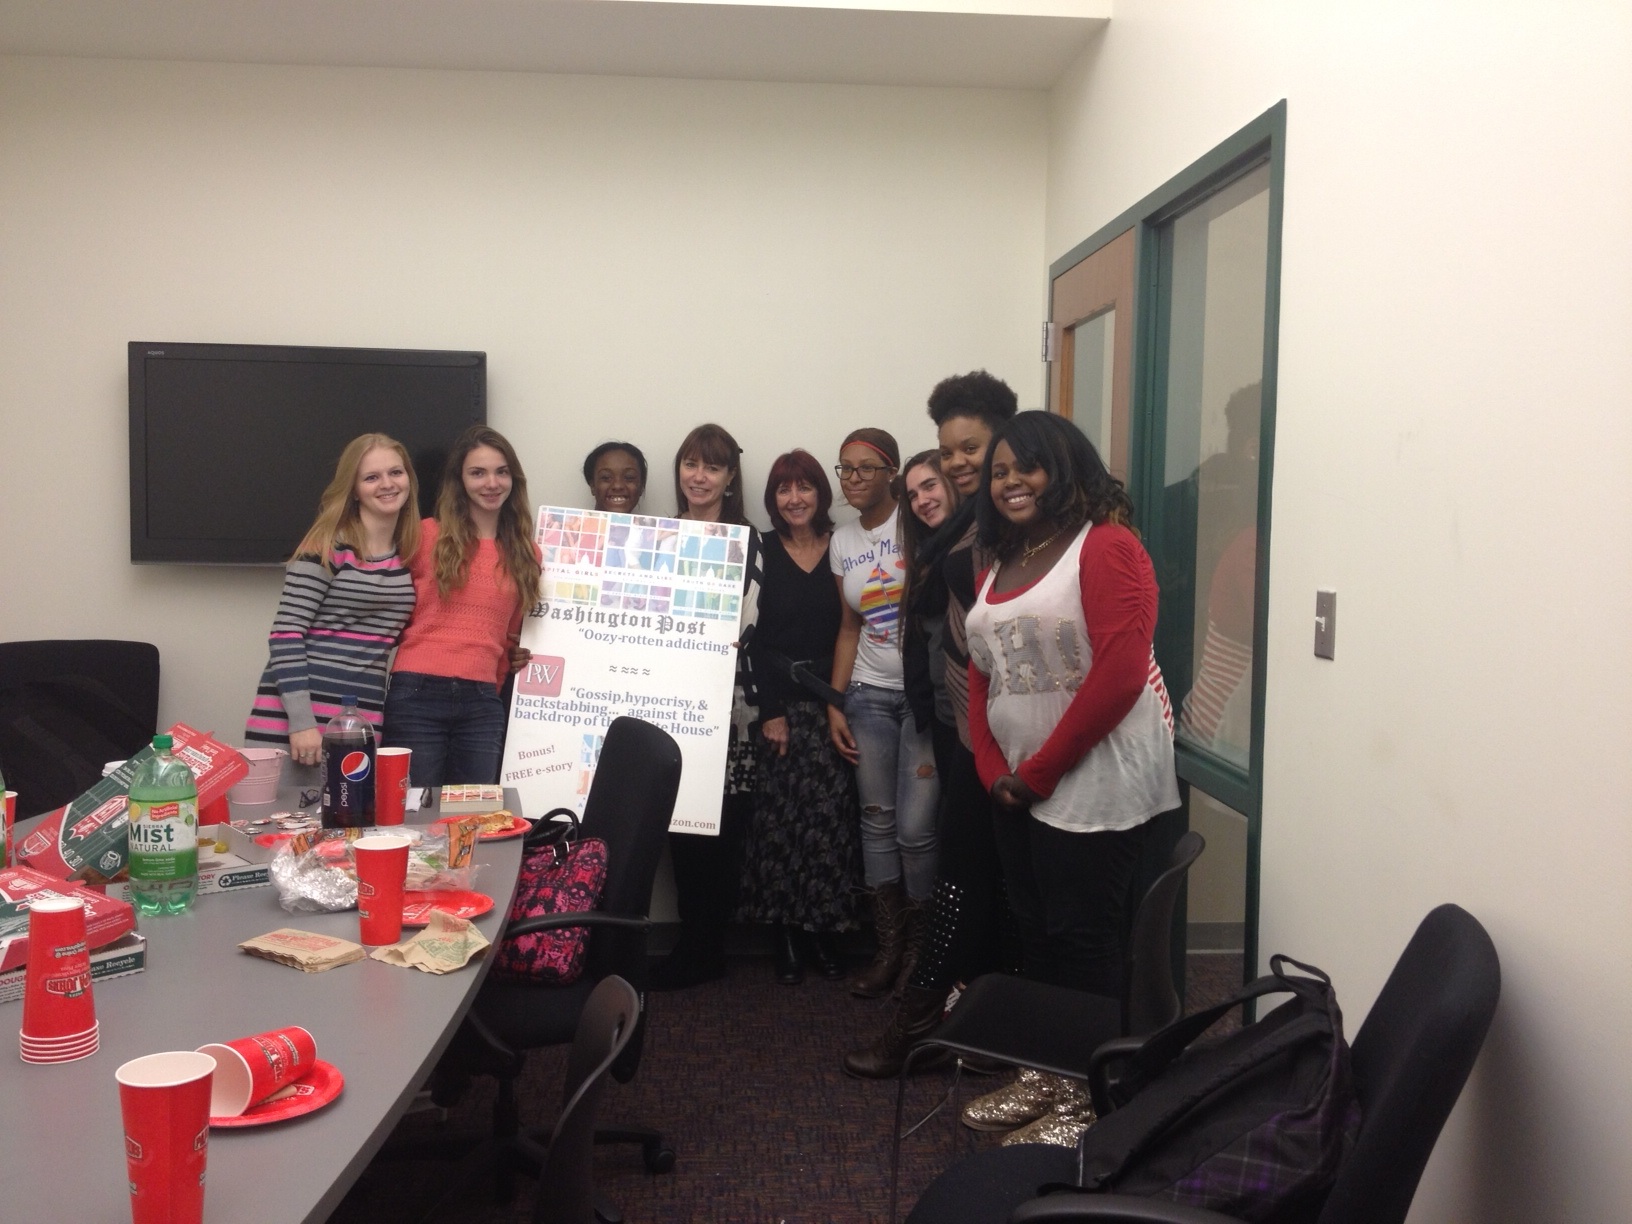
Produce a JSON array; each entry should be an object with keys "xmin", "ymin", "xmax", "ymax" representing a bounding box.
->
[{"xmin": 827, "ymin": 427, "xmax": 939, "ymax": 998}]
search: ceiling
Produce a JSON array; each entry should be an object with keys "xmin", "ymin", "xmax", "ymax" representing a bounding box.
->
[{"xmin": 0, "ymin": 0, "xmax": 1109, "ymax": 90}]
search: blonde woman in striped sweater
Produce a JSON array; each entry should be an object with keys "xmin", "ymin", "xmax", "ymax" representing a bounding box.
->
[{"xmin": 246, "ymin": 435, "xmax": 420, "ymax": 768}]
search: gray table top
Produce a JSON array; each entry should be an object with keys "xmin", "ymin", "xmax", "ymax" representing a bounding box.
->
[{"xmin": 0, "ymin": 792, "xmax": 524, "ymax": 1224}]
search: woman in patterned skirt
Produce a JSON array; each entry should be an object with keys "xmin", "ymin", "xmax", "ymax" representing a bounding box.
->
[
  {"xmin": 739, "ymin": 450, "xmax": 859, "ymax": 984},
  {"xmin": 246, "ymin": 434, "xmax": 420, "ymax": 769}
]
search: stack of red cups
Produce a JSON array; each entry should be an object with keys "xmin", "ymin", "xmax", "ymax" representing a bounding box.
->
[{"xmin": 19, "ymin": 895, "xmax": 100, "ymax": 1063}]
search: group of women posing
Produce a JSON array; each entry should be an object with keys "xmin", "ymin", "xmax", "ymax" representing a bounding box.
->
[{"xmin": 247, "ymin": 370, "xmax": 1179, "ymax": 1151}]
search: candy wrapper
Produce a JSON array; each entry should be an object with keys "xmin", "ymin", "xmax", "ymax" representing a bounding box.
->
[{"xmin": 269, "ymin": 822, "xmax": 481, "ymax": 914}]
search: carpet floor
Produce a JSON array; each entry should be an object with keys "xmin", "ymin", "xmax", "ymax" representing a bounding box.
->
[{"xmin": 332, "ymin": 952, "xmax": 1243, "ymax": 1224}]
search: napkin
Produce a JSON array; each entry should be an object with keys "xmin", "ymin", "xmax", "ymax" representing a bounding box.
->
[
  {"xmin": 369, "ymin": 910, "xmax": 490, "ymax": 974},
  {"xmin": 240, "ymin": 928, "xmax": 367, "ymax": 972}
]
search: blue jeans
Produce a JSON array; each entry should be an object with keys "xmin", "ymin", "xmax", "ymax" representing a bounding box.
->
[
  {"xmin": 381, "ymin": 672, "xmax": 507, "ymax": 791},
  {"xmin": 845, "ymin": 682, "xmax": 939, "ymax": 901}
]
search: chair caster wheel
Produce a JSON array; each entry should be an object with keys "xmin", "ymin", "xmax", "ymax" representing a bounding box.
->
[{"xmin": 643, "ymin": 1142, "xmax": 676, "ymax": 1174}]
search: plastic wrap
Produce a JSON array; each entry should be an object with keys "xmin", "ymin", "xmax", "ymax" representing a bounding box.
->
[{"xmin": 269, "ymin": 822, "xmax": 481, "ymax": 914}]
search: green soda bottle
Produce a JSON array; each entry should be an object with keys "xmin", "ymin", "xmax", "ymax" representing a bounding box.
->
[{"xmin": 126, "ymin": 733, "xmax": 199, "ymax": 915}]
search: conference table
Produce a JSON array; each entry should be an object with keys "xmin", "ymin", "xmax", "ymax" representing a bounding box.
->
[{"xmin": 0, "ymin": 789, "xmax": 527, "ymax": 1224}]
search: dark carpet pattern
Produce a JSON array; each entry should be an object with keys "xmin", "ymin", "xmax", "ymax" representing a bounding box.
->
[{"xmin": 333, "ymin": 952, "xmax": 1243, "ymax": 1224}]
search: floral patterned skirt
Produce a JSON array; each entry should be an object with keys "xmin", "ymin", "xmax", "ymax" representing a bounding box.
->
[{"xmin": 737, "ymin": 701, "xmax": 861, "ymax": 931}]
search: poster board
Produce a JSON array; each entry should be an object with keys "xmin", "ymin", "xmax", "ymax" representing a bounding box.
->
[{"xmin": 500, "ymin": 506, "xmax": 749, "ymax": 834}]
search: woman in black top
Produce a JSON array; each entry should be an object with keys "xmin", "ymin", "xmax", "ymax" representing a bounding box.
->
[{"xmin": 739, "ymin": 450, "xmax": 860, "ymax": 984}]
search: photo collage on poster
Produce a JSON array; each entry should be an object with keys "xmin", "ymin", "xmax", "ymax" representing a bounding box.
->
[{"xmin": 537, "ymin": 509, "xmax": 745, "ymax": 622}]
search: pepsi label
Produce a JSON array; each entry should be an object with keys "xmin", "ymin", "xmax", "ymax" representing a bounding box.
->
[{"xmin": 321, "ymin": 737, "xmax": 376, "ymax": 828}]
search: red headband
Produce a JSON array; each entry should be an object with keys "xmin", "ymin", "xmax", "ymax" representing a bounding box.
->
[{"xmin": 845, "ymin": 439, "xmax": 897, "ymax": 468}]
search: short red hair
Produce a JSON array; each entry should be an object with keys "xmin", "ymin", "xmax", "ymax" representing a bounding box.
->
[{"xmin": 763, "ymin": 449, "xmax": 835, "ymax": 537}]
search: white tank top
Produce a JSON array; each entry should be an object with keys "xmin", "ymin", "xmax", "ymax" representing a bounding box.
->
[{"xmin": 966, "ymin": 521, "xmax": 1179, "ymax": 833}]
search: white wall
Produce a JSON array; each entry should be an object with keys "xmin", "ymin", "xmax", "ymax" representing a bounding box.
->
[
  {"xmin": 1047, "ymin": 4, "xmax": 1632, "ymax": 1220},
  {"xmin": 0, "ymin": 55, "xmax": 1046, "ymax": 744}
]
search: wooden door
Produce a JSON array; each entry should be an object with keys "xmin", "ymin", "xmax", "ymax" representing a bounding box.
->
[{"xmin": 1049, "ymin": 227, "xmax": 1135, "ymax": 480}]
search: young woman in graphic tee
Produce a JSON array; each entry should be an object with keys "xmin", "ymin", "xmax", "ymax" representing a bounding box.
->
[
  {"xmin": 382, "ymin": 426, "xmax": 542, "ymax": 790},
  {"xmin": 960, "ymin": 411, "xmax": 1179, "ymax": 1148},
  {"xmin": 827, "ymin": 427, "xmax": 939, "ymax": 999}
]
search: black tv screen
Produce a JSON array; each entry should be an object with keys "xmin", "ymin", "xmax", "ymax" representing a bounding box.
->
[{"xmin": 129, "ymin": 342, "xmax": 485, "ymax": 564}]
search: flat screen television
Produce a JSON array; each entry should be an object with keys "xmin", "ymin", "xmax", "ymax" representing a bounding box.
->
[{"xmin": 129, "ymin": 342, "xmax": 485, "ymax": 564}]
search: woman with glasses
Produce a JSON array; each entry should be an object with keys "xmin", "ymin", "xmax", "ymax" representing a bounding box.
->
[{"xmin": 827, "ymin": 428, "xmax": 939, "ymax": 998}]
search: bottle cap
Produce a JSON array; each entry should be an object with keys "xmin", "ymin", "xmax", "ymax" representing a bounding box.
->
[
  {"xmin": 341, "ymin": 694, "xmax": 359, "ymax": 707},
  {"xmin": 152, "ymin": 733, "xmax": 174, "ymax": 751}
]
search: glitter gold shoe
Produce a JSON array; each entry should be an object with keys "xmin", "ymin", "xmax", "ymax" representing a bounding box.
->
[
  {"xmin": 960, "ymin": 1067, "xmax": 1055, "ymax": 1132},
  {"xmin": 999, "ymin": 1076, "xmax": 1095, "ymax": 1147}
]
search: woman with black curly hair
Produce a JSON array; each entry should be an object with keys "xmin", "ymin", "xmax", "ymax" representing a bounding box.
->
[{"xmin": 958, "ymin": 411, "xmax": 1180, "ymax": 1147}]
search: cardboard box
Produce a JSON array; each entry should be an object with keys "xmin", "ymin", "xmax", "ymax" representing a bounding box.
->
[
  {"xmin": 108, "ymin": 847, "xmax": 271, "ymax": 904},
  {"xmin": 0, "ymin": 867, "xmax": 139, "ymax": 972},
  {"xmin": 0, "ymin": 931, "xmax": 147, "ymax": 1005},
  {"xmin": 15, "ymin": 723, "xmax": 248, "ymax": 883}
]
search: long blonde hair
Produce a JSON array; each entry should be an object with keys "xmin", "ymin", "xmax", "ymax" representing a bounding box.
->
[
  {"xmin": 294, "ymin": 434, "xmax": 421, "ymax": 569},
  {"xmin": 432, "ymin": 425, "xmax": 542, "ymax": 613}
]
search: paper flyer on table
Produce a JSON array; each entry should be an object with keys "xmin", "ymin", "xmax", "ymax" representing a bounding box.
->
[{"xmin": 500, "ymin": 506, "xmax": 749, "ymax": 835}]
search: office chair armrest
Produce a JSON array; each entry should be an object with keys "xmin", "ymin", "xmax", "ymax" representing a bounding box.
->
[
  {"xmin": 504, "ymin": 912, "xmax": 651, "ymax": 939},
  {"xmin": 1087, "ymin": 1036, "xmax": 1146, "ymax": 1116},
  {"xmin": 1011, "ymin": 1193, "xmax": 1243, "ymax": 1223}
]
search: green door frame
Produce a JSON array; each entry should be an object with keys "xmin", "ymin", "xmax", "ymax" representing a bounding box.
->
[{"xmin": 1048, "ymin": 101, "xmax": 1287, "ymax": 984}]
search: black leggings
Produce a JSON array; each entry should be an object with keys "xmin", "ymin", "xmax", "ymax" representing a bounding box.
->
[
  {"xmin": 907, "ymin": 719, "xmax": 1007, "ymax": 992},
  {"xmin": 991, "ymin": 811, "xmax": 1146, "ymax": 995}
]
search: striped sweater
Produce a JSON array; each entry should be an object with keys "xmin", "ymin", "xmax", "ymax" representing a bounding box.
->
[{"xmin": 245, "ymin": 548, "xmax": 416, "ymax": 744}]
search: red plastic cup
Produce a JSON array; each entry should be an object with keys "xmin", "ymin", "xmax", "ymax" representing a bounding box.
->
[
  {"xmin": 22, "ymin": 896, "xmax": 97, "ymax": 1045},
  {"xmin": 197, "ymin": 1025, "xmax": 317, "ymax": 1115},
  {"xmin": 116, "ymin": 1051, "xmax": 214, "ymax": 1224},
  {"xmin": 374, "ymin": 748, "xmax": 412, "ymax": 826},
  {"xmin": 2, "ymin": 789, "xmax": 15, "ymax": 868},
  {"xmin": 353, "ymin": 834, "xmax": 411, "ymax": 945}
]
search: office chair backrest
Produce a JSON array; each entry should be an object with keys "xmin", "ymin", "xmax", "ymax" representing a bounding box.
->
[
  {"xmin": 1316, "ymin": 903, "xmax": 1500, "ymax": 1224},
  {"xmin": 577, "ymin": 716, "xmax": 682, "ymax": 984},
  {"xmin": 0, "ymin": 640, "xmax": 160, "ymax": 817},
  {"xmin": 538, "ymin": 974, "xmax": 641, "ymax": 1224},
  {"xmin": 1124, "ymin": 830, "xmax": 1206, "ymax": 1037}
]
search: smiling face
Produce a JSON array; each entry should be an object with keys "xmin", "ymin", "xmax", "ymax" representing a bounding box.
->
[
  {"xmin": 679, "ymin": 453, "xmax": 731, "ymax": 518},
  {"xmin": 989, "ymin": 439, "xmax": 1051, "ymax": 528},
  {"xmin": 591, "ymin": 448, "xmax": 644, "ymax": 514},
  {"xmin": 937, "ymin": 414, "xmax": 994, "ymax": 498},
  {"xmin": 903, "ymin": 463, "xmax": 949, "ymax": 529},
  {"xmin": 774, "ymin": 479, "xmax": 819, "ymax": 532},
  {"xmin": 462, "ymin": 444, "xmax": 514, "ymax": 517},
  {"xmin": 837, "ymin": 442, "xmax": 895, "ymax": 514},
  {"xmin": 354, "ymin": 446, "xmax": 409, "ymax": 521}
]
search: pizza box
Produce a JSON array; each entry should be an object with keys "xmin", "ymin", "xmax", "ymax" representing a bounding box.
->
[
  {"xmin": 0, "ymin": 867, "xmax": 138, "ymax": 973},
  {"xmin": 0, "ymin": 931, "xmax": 147, "ymax": 1005}
]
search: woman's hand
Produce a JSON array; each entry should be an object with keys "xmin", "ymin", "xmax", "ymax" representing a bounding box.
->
[
  {"xmin": 507, "ymin": 644, "xmax": 532, "ymax": 674},
  {"xmin": 761, "ymin": 716, "xmax": 790, "ymax": 756},
  {"xmin": 289, "ymin": 727, "xmax": 323, "ymax": 769},
  {"xmin": 991, "ymin": 773, "xmax": 1039, "ymax": 810},
  {"xmin": 827, "ymin": 706, "xmax": 860, "ymax": 765}
]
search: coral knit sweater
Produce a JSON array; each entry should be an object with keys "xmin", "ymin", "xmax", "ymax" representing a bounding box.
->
[{"xmin": 391, "ymin": 519, "xmax": 528, "ymax": 689}]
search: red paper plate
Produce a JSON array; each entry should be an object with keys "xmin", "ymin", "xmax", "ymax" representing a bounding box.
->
[
  {"xmin": 431, "ymin": 814, "xmax": 529, "ymax": 841},
  {"xmin": 253, "ymin": 833, "xmax": 294, "ymax": 849},
  {"xmin": 210, "ymin": 1059, "xmax": 344, "ymax": 1128},
  {"xmin": 401, "ymin": 889, "xmax": 495, "ymax": 926}
]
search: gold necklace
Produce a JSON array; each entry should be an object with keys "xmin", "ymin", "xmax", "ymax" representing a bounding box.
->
[{"xmin": 1020, "ymin": 527, "xmax": 1062, "ymax": 564}]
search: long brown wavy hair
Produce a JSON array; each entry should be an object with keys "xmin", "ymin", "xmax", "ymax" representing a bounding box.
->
[
  {"xmin": 894, "ymin": 450, "xmax": 959, "ymax": 626},
  {"xmin": 432, "ymin": 425, "xmax": 541, "ymax": 612},
  {"xmin": 293, "ymin": 433, "xmax": 421, "ymax": 570}
]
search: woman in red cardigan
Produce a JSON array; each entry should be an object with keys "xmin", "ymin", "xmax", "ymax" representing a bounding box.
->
[{"xmin": 960, "ymin": 411, "xmax": 1179, "ymax": 1148}]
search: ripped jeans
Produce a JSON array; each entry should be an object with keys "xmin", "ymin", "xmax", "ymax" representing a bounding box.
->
[{"xmin": 845, "ymin": 682, "xmax": 939, "ymax": 901}]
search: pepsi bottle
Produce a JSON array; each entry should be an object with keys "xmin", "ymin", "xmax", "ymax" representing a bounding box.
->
[{"xmin": 320, "ymin": 695, "xmax": 377, "ymax": 828}]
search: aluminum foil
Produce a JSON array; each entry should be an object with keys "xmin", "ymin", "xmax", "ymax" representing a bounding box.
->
[{"xmin": 270, "ymin": 844, "xmax": 358, "ymax": 913}]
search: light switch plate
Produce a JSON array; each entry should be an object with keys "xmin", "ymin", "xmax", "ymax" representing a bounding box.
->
[{"xmin": 1314, "ymin": 589, "xmax": 1336, "ymax": 659}]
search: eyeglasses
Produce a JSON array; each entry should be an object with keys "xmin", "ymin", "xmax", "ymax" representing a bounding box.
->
[{"xmin": 834, "ymin": 463, "xmax": 893, "ymax": 481}]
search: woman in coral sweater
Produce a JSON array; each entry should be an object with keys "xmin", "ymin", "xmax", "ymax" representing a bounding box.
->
[{"xmin": 383, "ymin": 426, "xmax": 542, "ymax": 790}]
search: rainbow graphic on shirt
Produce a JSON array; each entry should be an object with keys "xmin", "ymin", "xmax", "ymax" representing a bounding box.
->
[{"xmin": 858, "ymin": 561, "xmax": 903, "ymax": 645}]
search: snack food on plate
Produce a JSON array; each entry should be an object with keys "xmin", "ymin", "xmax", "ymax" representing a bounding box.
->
[{"xmin": 269, "ymin": 823, "xmax": 479, "ymax": 914}]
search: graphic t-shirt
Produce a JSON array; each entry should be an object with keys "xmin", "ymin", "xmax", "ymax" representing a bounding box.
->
[{"xmin": 830, "ymin": 508, "xmax": 906, "ymax": 691}]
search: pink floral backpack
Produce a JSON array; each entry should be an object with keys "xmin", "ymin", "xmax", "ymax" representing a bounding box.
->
[{"xmin": 491, "ymin": 808, "xmax": 608, "ymax": 986}]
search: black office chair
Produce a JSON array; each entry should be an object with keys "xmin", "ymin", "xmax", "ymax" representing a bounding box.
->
[
  {"xmin": 449, "ymin": 716, "xmax": 682, "ymax": 1222},
  {"xmin": 0, "ymin": 640, "xmax": 160, "ymax": 817},
  {"xmin": 907, "ymin": 903, "xmax": 1502, "ymax": 1224},
  {"xmin": 891, "ymin": 830, "xmax": 1205, "ymax": 1211}
]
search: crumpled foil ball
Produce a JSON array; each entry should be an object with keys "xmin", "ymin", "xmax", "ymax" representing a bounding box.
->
[{"xmin": 270, "ymin": 844, "xmax": 358, "ymax": 913}]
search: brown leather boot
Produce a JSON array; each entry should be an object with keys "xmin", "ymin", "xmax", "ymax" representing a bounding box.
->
[
  {"xmin": 849, "ymin": 881, "xmax": 907, "ymax": 999},
  {"xmin": 842, "ymin": 984, "xmax": 948, "ymax": 1078},
  {"xmin": 891, "ymin": 897, "xmax": 928, "ymax": 997}
]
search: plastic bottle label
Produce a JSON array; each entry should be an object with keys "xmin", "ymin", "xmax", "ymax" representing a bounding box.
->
[{"xmin": 127, "ymin": 798, "xmax": 198, "ymax": 882}]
